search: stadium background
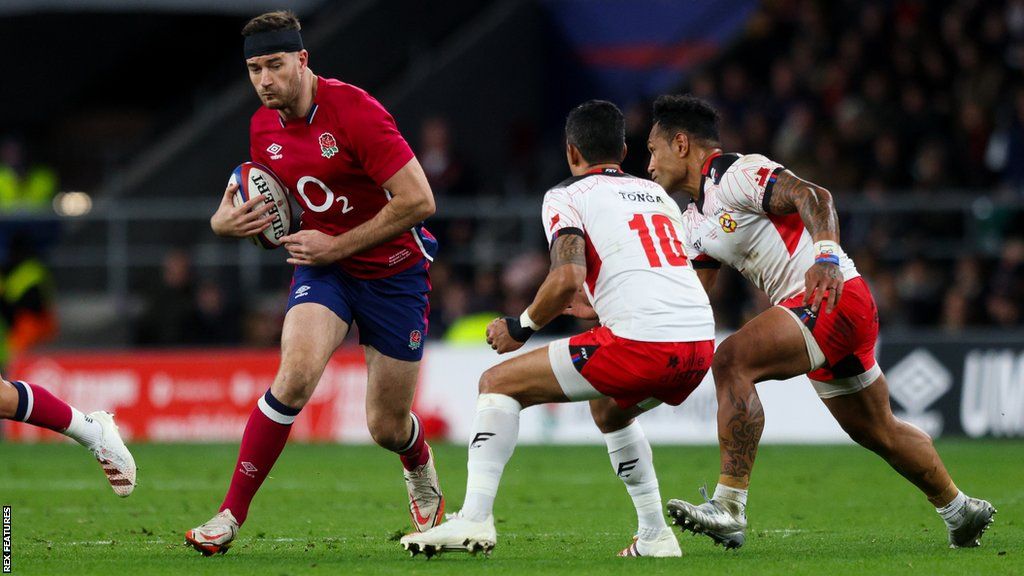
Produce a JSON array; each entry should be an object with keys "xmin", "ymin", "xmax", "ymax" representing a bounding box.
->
[
  {"xmin": 1, "ymin": 0, "xmax": 1020, "ymax": 444},
  {"xmin": 1, "ymin": 1, "xmax": 1022, "ymax": 574}
]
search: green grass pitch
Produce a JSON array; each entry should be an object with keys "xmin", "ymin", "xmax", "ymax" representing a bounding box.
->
[{"xmin": 0, "ymin": 440, "xmax": 1020, "ymax": 575}]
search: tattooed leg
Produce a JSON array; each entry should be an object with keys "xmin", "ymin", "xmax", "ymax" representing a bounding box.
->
[
  {"xmin": 711, "ymin": 307, "xmax": 812, "ymax": 490},
  {"xmin": 716, "ymin": 385, "xmax": 765, "ymax": 488}
]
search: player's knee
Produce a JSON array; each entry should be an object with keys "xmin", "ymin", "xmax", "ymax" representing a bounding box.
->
[
  {"xmin": 270, "ymin": 366, "xmax": 321, "ymax": 409},
  {"xmin": 590, "ymin": 401, "xmax": 631, "ymax": 434},
  {"xmin": 478, "ymin": 366, "xmax": 510, "ymax": 395},
  {"xmin": 842, "ymin": 420, "xmax": 893, "ymax": 454},
  {"xmin": 711, "ymin": 339, "xmax": 747, "ymax": 383},
  {"xmin": 366, "ymin": 413, "xmax": 408, "ymax": 450}
]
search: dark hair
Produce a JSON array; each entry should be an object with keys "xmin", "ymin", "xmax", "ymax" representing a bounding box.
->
[
  {"xmin": 565, "ymin": 100, "xmax": 625, "ymax": 165},
  {"xmin": 242, "ymin": 10, "xmax": 301, "ymax": 36},
  {"xmin": 652, "ymin": 95, "xmax": 720, "ymax": 145}
]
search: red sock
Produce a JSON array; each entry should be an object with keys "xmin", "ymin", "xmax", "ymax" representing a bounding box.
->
[
  {"xmin": 11, "ymin": 381, "xmax": 72, "ymax": 431},
  {"xmin": 219, "ymin": 390, "xmax": 298, "ymax": 526},
  {"xmin": 399, "ymin": 412, "xmax": 430, "ymax": 471}
]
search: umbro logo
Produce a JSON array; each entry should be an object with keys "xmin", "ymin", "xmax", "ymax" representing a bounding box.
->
[
  {"xmin": 267, "ymin": 143, "xmax": 283, "ymax": 160},
  {"xmin": 294, "ymin": 285, "xmax": 310, "ymax": 298},
  {"xmin": 240, "ymin": 461, "xmax": 258, "ymax": 477},
  {"xmin": 470, "ymin": 432, "xmax": 495, "ymax": 448}
]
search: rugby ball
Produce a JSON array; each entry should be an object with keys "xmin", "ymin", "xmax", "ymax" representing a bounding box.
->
[{"xmin": 229, "ymin": 162, "xmax": 291, "ymax": 249}]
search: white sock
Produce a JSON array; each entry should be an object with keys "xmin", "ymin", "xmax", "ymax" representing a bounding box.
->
[
  {"xmin": 461, "ymin": 393, "xmax": 522, "ymax": 522},
  {"xmin": 936, "ymin": 491, "xmax": 968, "ymax": 528},
  {"xmin": 603, "ymin": 420, "xmax": 667, "ymax": 540},
  {"xmin": 64, "ymin": 408, "xmax": 103, "ymax": 449},
  {"xmin": 713, "ymin": 483, "xmax": 748, "ymax": 508}
]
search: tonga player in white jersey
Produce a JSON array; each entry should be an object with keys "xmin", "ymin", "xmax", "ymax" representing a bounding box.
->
[
  {"xmin": 646, "ymin": 94, "xmax": 994, "ymax": 550},
  {"xmin": 401, "ymin": 100, "xmax": 715, "ymax": 558}
]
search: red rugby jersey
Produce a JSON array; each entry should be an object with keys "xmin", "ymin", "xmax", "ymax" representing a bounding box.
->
[{"xmin": 249, "ymin": 76, "xmax": 435, "ymax": 279}]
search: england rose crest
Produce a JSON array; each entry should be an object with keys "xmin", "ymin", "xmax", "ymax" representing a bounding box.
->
[
  {"xmin": 319, "ymin": 132, "xmax": 339, "ymax": 158},
  {"xmin": 408, "ymin": 329, "xmax": 423, "ymax": 350}
]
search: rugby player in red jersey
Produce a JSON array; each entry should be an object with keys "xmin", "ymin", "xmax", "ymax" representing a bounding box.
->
[
  {"xmin": 646, "ymin": 95, "xmax": 994, "ymax": 549},
  {"xmin": 185, "ymin": 11, "xmax": 443, "ymax": 555},
  {"xmin": 0, "ymin": 376, "xmax": 135, "ymax": 496}
]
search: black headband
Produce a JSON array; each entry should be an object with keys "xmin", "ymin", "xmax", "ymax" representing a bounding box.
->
[{"xmin": 244, "ymin": 29, "xmax": 304, "ymax": 59}]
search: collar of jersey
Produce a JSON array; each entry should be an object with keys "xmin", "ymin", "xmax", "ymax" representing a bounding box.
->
[
  {"xmin": 696, "ymin": 152, "xmax": 722, "ymax": 214},
  {"xmin": 276, "ymin": 76, "xmax": 322, "ymax": 128},
  {"xmin": 277, "ymin": 103, "xmax": 319, "ymax": 128},
  {"xmin": 584, "ymin": 166, "xmax": 624, "ymax": 175}
]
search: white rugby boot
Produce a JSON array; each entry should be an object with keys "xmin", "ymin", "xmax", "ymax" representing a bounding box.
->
[
  {"xmin": 404, "ymin": 445, "xmax": 445, "ymax": 532},
  {"xmin": 618, "ymin": 528, "xmax": 683, "ymax": 557},
  {"xmin": 185, "ymin": 509, "xmax": 240, "ymax": 556},
  {"xmin": 948, "ymin": 497, "xmax": 997, "ymax": 548},
  {"xmin": 401, "ymin": 512, "xmax": 496, "ymax": 558},
  {"xmin": 87, "ymin": 411, "xmax": 137, "ymax": 497},
  {"xmin": 667, "ymin": 486, "xmax": 747, "ymax": 550}
]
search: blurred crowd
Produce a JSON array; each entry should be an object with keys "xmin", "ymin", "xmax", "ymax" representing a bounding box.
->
[
  {"xmin": 427, "ymin": 0, "xmax": 1024, "ymax": 338},
  {"xmin": 671, "ymin": 0, "xmax": 1024, "ymax": 331},
  {"xmin": 135, "ymin": 0, "xmax": 1024, "ymax": 346},
  {"xmin": 8, "ymin": 0, "xmax": 1024, "ymax": 352}
]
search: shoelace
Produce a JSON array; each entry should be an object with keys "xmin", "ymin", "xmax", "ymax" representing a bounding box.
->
[
  {"xmin": 698, "ymin": 483, "xmax": 712, "ymax": 504},
  {"xmin": 696, "ymin": 483, "xmax": 733, "ymax": 517}
]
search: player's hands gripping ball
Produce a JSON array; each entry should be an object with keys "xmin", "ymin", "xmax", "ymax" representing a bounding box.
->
[
  {"xmin": 214, "ymin": 162, "xmax": 292, "ymax": 248},
  {"xmin": 211, "ymin": 181, "xmax": 276, "ymax": 239}
]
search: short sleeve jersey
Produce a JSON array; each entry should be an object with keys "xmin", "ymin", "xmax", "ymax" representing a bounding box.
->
[
  {"xmin": 680, "ymin": 153, "xmax": 859, "ymax": 304},
  {"xmin": 542, "ymin": 168, "xmax": 714, "ymax": 342},
  {"xmin": 249, "ymin": 76, "xmax": 435, "ymax": 279}
]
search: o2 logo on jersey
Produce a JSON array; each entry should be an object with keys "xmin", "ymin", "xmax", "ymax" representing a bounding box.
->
[
  {"xmin": 319, "ymin": 132, "xmax": 339, "ymax": 158},
  {"xmin": 296, "ymin": 176, "xmax": 355, "ymax": 214},
  {"xmin": 719, "ymin": 212, "xmax": 738, "ymax": 233}
]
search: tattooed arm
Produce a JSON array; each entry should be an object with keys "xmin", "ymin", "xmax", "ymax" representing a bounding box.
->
[
  {"xmin": 487, "ymin": 233, "xmax": 587, "ymax": 353},
  {"xmin": 766, "ymin": 170, "xmax": 839, "ymax": 243},
  {"xmin": 766, "ymin": 170, "xmax": 844, "ymax": 313},
  {"xmin": 529, "ymin": 233, "xmax": 589, "ymax": 325}
]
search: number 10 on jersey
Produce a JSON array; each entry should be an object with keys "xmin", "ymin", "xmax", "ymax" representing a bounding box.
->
[{"xmin": 628, "ymin": 213, "xmax": 688, "ymax": 267}]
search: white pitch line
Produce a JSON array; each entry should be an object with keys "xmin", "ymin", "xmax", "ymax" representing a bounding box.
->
[{"xmin": 762, "ymin": 529, "xmax": 805, "ymax": 537}]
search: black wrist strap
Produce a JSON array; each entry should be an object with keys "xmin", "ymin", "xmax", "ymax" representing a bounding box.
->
[{"xmin": 504, "ymin": 316, "xmax": 536, "ymax": 343}]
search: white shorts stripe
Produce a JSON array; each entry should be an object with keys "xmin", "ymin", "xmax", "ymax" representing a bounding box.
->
[
  {"xmin": 779, "ymin": 306, "xmax": 883, "ymax": 398},
  {"xmin": 779, "ymin": 306, "xmax": 827, "ymax": 370},
  {"xmin": 810, "ymin": 364, "xmax": 882, "ymax": 399},
  {"xmin": 548, "ymin": 338, "xmax": 602, "ymax": 401}
]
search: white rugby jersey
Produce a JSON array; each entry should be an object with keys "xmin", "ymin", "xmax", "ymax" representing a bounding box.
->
[
  {"xmin": 542, "ymin": 167, "xmax": 715, "ymax": 342},
  {"xmin": 680, "ymin": 153, "xmax": 859, "ymax": 305}
]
